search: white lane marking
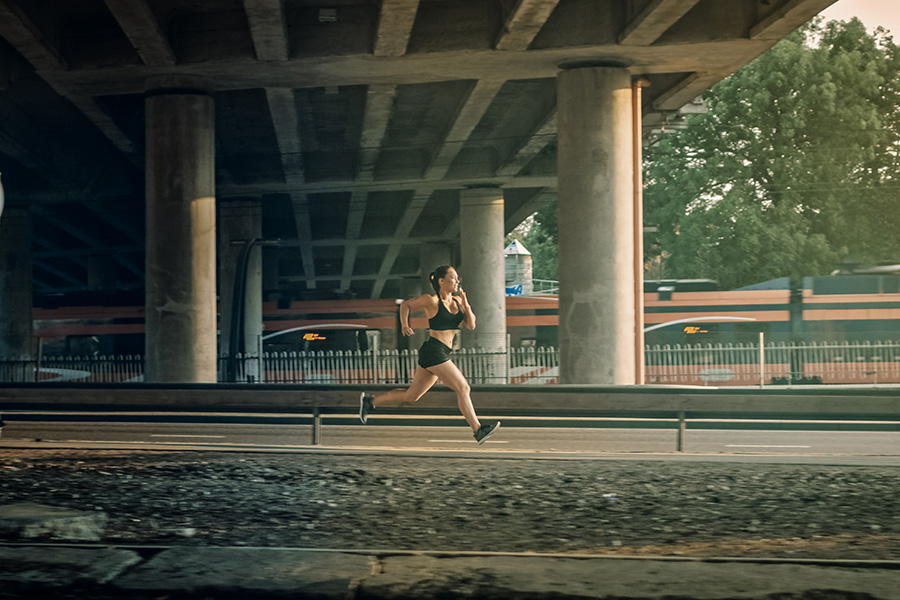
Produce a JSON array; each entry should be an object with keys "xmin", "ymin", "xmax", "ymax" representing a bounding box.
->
[
  {"xmin": 428, "ymin": 439, "xmax": 509, "ymax": 444},
  {"xmin": 150, "ymin": 435, "xmax": 226, "ymax": 438},
  {"xmin": 726, "ymin": 445, "xmax": 811, "ymax": 448}
]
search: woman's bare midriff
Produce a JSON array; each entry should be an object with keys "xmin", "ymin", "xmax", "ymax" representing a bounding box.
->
[{"xmin": 428, "ymin": 329, "xmax": 457, "ymax": 348}]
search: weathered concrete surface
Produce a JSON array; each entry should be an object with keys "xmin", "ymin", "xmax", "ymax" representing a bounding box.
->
[
  {"xmin": 113, "ymin": 547, "xmax": 377, "ymax": 598},
  {"xmin": 0, "ymin": 503, "xmax": 108, "ymax": 541},
  {"xmin": 361, "ymin": 554, "xmax": 900, "ymax": 599},
  {"xmin": 144, "ymin": 78, "xmax": 217, "ymax": 384},
  {"xmin": 2, "ymin": 547, "xmax": 900, "ymax": 600},
  {"xmin": 557, "ymin": 65, "xmax": 636, "ymax": 385},
  {"xmin": 0, "ymin": 546, "xmax": 141, "ymax": 590}
]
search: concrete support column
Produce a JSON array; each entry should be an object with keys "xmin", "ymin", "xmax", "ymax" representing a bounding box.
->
[
  {"xmin": 459, "ymin": 187, "xmax": 507, "ymax": 382},
  {"xmin": 218, "ymin": 198, "xmax": 263, "ymax": 382},
  {"xmin": 557, "ymin": 64, "xmax": 635, "ymax": 384},
  {"xmin": 0, "ymin": 208, "xmax": 33, "ymax": 374},
  {"xmin": 144, "ymin": 77, "xmax": 217, "ymax": 383},
  {"xmin": 419, "ymin": 243, "xmax": 452, "ymax": 296}
]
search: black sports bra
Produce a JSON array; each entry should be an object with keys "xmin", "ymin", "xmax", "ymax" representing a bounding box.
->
[{"xmin": 428, "ymin": 297, "xmax": 464, "ymax": 330}]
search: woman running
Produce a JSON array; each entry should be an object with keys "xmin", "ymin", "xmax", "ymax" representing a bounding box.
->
[{"xmin": 359, "ymin": 265, "xmax": 501, "ymax": 444}]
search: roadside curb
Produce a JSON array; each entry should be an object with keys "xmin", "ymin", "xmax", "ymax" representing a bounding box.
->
[{"xmin": 3, "ymin": 545, "xmax": 900, "ymax": 599}]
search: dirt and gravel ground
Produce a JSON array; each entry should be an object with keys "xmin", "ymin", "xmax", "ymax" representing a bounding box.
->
[{"xmin": 1, "ymin": 449, "xmax": 899, "ymax": 560}]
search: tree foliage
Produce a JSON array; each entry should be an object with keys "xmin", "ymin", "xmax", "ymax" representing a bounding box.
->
[
  {"xmin": 507, "ymin": 197, "xmax": 558, "ymax": 280},
  {"xmin": 643, "ymin": 18, "xmax": 900, "ymax": 290}
]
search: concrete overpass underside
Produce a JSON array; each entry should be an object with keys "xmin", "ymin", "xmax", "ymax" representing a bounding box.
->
[
  {"xmin": 0, "ymin": 0, "xmax": 836, "ymax": 383},
  {"xmin": 0, "ymin": 0, "xmax": 835, "ymax": 300}
]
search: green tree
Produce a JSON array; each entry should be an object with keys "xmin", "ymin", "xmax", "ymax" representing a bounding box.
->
[
  {"xmin": 644, "ymin": 18, "xmax": 900, "ymax": 290},
  {"xmin": 507, "ymin": 197, "xmax": 558, "ymax": 280}
]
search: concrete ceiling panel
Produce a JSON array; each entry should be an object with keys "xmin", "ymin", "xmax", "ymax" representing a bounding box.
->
[{"xmin": 0, "ymin": 0, "xmax": 838, "ymax": 298}]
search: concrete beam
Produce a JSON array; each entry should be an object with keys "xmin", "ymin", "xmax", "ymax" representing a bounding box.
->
[
  {"xmin": 277, "ymin": 236, "xmax": 449, "ymax": 250},
  {"xmin": 750, "ymin": 0, "xmax": 837, "ymax": 40},
  {"xmin": 83, "ymin": 201, "xmax": 142, "ymax": 244},
  {"xmin": 373, "ymin": 0, "xmax": 420, "ymax": 57},
  {"xmin": 30, "ymin": 205, "xmax": 143, "ymax": 279},
  {"xmin": 496, "ymin": 110, "xmax": 556, "ymax": 177},
  {"xmin": 370, "ymin": 191, "xmax": 430, "ymax": 298},
  {"xmin": 442, "ymin": 216, "xmax": 459, "ymax": 240},
  {"xmin": 34, "ymin": 244, "xmax": 142, "ymax": 259},
  {"xmin": 0, "ymin": 129, "xmax": 71, "ymax": 190},
  {"xmin": 33, "ymin": 260, "xmax": 84, "ymax": 287},
  {"xmin": 64, "ymin": 95, "xmax": 140, "ymax": 162},
  {"xmin": 243, "ymin": 0, "xmax": 289, "ymax": 62},
  {"xmin": 219, "ymin": 173, "xmax": 559, "ymax": 197},
  {"xmin": 356, "ymin": 84, "xmax": 396, "ymax": 182},
  {"xmin": 618, "ymin": 0, "xmax": 702, "ymax": 46},
  {"xmin": 33, "ymin": 236, "xmax": 87, "ymax": 266},
  {"xmin": 505, "ymin": 188, "xmax": 553, "ymax": 232},
  {"xmin": 424, "ymin": 80, "xmax": 504, "ymax": 181},
  {"xmin": 102, "ymin": 0, "xmax": 176, "ymax": 67},
  {"xmin": 280, "ymin": 272, "xmax": 418, "ymax": 283},
  {"xmin": 495, "ymin": 0, "xmax": 562, "ymax": 51},
  {"xmin": 38, "ymin": 37, "xmax": 783, "ymax": 98},
  {"xmin": 291, "ymin": 194, "xmax": 316, "ymax": 289},
  {"xmin": 0, "ymin": 0, "xmax": 66, "ymax": 71},
  {"xmin": 651, "ymin": 71, "xmax": 723, "ymax": 111},
  {"xmin": 32, "ymin": 235, "xmax": 89, "ymax": 287},
  {"xmin": 266, "ymin": 88, "xmax": 304, "ymax": 183},
  {"xmin": 339, "ymin": 191, "xmax": 367, "ymax": 291}
]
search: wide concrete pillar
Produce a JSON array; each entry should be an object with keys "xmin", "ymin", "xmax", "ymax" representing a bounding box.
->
[
  {"xmin": 459, "ymin": 187, "xmax": 507, "ymax": 382},
  {"xmin": 218, "ymin": 198, "xmax": 263, "ymax": 381},
  {"xmin": 0, "ymin": 208, "xmax": 33, "ymax": 370},
  {"xmin": 557, "ymin": 64, "xmax": 635, "ymax": 384},
  {"xmin": 144, "ymin": 77, "xmax": 217, "ymax": 383}
]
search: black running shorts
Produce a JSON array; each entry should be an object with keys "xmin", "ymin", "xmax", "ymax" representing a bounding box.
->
[{"xmin": 418, "ymin": 337, "xmax": 452, "ymax": 369}]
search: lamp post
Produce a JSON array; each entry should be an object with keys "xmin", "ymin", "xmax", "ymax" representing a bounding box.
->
[{"xmin": 226, "ymin": 238, "xmax": 279, "ymax": 383}]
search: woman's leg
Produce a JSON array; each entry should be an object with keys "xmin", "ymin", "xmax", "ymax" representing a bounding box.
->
[
  {"xmin": 426, "ymin": 360, "xmax": 480, "ymax": 432},
  {"xmin": 372, "ymin": 367, "xmax": 438, "ymax": 408}
]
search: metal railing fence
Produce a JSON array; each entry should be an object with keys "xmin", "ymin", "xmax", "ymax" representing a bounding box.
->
[
  {"xmin": 645, "ymin": 340, "xmax": 900, "ymax": 385},
  {"xmin": 4, "ymin": 340, "xmax": 900, "ymax": 385},
  {"xmin": 529, "ymin": 279, "xmax": 559, "ymax": 295}
]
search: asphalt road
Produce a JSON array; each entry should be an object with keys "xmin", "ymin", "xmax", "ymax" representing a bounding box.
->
[{"xmin": 2, "ymin": 417, "xmax": 899, "ymax": 455}]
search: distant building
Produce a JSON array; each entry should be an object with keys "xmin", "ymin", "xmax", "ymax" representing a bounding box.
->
[{"xmin": 504, "ymin": 239, "xmax": 533, "ymax": 296}]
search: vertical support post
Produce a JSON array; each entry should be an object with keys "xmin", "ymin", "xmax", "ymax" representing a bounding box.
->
[
  {"xmin": 759, "ymin": 331, "xmax": 765, "ymax": 388},
  {"xmin": 219, "ymin": 199, "xmax": 264, "ymax": 383},
  {"xmin": 677, "ymin": 410, "xmax": 686, "ymax": 452},
  {"xmin": 312, "ymin": 408, "xmax": 322, "ymax": 445},
  {"xmin": 632, "ymin": 77, "xmax": 649, "ymax": 385}
]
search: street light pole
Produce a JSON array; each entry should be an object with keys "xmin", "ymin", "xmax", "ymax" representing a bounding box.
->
[{"xmin": 226, "ymin": 238, "xmax": 279, "ymax": 383}]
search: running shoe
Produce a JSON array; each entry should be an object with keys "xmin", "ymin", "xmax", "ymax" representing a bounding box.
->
[
  {"xmin": 473, "ymin": 421, "xmax": 501, "ymax": 445},
  {"xmin": 359, "ymin": 392, "xmax": 375, "ymax": 424}
]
